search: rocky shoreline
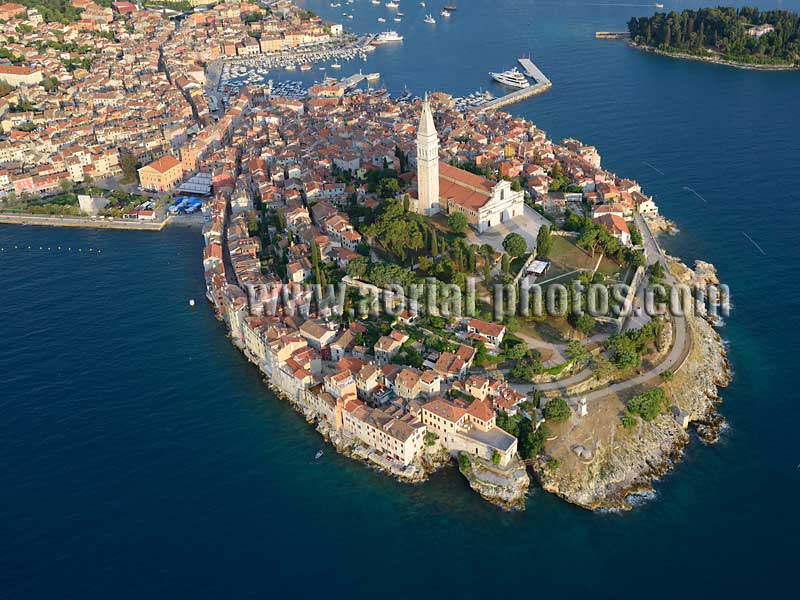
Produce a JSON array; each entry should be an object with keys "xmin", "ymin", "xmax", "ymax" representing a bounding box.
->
[
  {"xmin": 530, "ymin": 259, "xmax": 732, "ymax": 510},
  {"xmin": 629, "ymin": 41, "xmax": 799, "ymax": 71}
]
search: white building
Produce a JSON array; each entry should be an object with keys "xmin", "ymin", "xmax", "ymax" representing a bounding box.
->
[{"xmin": 414, "ymin": 101, "xmax": 524, "ymax": 233}]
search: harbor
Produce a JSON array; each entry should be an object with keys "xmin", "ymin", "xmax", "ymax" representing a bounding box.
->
[{"xmin": 479, "ymin": 56, "xmax": 552, "ymax": 112}]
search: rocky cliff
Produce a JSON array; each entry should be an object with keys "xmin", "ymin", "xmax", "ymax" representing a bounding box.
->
[{"xmin": 531, "ymin": 261, "xmax": 731, "ymax": 510}]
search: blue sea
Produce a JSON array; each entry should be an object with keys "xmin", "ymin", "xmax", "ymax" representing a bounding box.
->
[{"xmin": 2, "ymin": 1, "xmax": 799, "ymax": 597}]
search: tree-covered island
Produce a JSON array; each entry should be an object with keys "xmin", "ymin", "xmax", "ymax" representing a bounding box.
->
[{"xmin": 628, "ymin": 6, "xmax": 800, "ymax": 68}]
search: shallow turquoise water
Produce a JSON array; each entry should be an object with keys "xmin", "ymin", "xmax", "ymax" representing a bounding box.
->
[{"xmin": 2, "ymin": 1, "xmax": 800, "ymax": 597}]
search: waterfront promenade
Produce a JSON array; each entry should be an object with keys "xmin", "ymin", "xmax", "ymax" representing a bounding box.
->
[{"xmin": 0, "ymin": 213, "xmax": 206, "ymax": 231}]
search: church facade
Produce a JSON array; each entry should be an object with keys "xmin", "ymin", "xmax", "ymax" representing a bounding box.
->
[{"xmin": 413, "ymin": 99, "xmax": 524, "ymax": 233}]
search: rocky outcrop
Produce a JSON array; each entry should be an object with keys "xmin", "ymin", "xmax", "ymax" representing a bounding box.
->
[
  {"xmin": 645, "ymin": 214, "xmax": 678, "ymax": 235},
  {"xmin": 531, "ymin": 260, "xmax": 731, "ymax": 510},
  {"xmin": 459, "ymin": 454, "xmax": 530, "ymax": 511}
]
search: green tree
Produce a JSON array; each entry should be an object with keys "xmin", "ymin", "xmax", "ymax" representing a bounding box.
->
[
  {"xmin": 502, "ymin": 232, "xmax": 528, "ymax": 257},
  {"xmin": 543, "ymin": 397, "xmax": 571, "ymax": 423},
  {"xmin": 536, "ymin": 225, "xmax": 552, "ymax": 258},
  {"xmin": 430, "ymin": 229, "xmax": 439, "ymax": 255},
  {"xmin": 448, "ymin": 211, "xmax": 468, "ymax": 232},
  {"xmin": 565, "ymin": 340, "xmax": 589, "ymax": 363},
  {"xmin": 501, "ymin": 253, "xmax": 510, "ymax": 275},
  {"xmin": 119, "ymin": 153, "xmax": 139, "ymax": 184},
  {"xmin": 591, "ymin": 354, "xmax": 615, "ymax": 380},
  {"xmin": 627, "ymin": 388, "xmax": 667, "ymax": 422},
  {"xmin": 629, "ymin": 225, "xmax": 643, "ymax": 246}
]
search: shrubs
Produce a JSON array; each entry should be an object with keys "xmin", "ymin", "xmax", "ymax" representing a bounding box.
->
[
  {"xmin": 621, "ymin": 415, "xmax": 638, "ymax": 430},
  {"xmin": 627, "ymin": 388, "xmax": 667, "ymax": 422},
  {"xmin": 458, "ymin": 452, "xmax": 472, "ymax": 470},
  {"xmin": 543, "ymin": 397, "xmax": 571, "ymax": 423}
]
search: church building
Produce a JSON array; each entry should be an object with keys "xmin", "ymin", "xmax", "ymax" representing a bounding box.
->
[{"xmin": 413, "ymin": 99, "xmax": 525, "ymax": 233}]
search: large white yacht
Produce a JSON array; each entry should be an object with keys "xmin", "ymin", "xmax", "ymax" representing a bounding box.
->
[
  {"xmin": 373, "ymin": 31, "xmax": 404, "ymax": 44},
  {"xmin": 424, "ymin": 14, "xmax": 436, "ymax": 24},
  {"xmin": 489, "ymin": 67, "xmax": 530, "ymax": 88}
]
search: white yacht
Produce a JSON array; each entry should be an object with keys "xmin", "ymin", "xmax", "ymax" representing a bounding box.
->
[
  {"xmin": 424, "ymin": 14, "xmax": 436, "ymax": 24},
  {"xmin": 385, "ymin": 1, "xmax": 399, "ymax": 7},
  {"xmin": 377, "ymin": 16, "xmax": 386, "ymax": 22},
  {"xmin": 489, "ymin": 67, "xmax": 530, "ymax": 88},
  {"xmin": 371, "ymin": 0, "xmax": 380, "ymax": 4},
  {"xmin": 440, "ymin": 9, "xmax": 450, "ymax": 17},
  {"xmin": 331, "ymin": 63, "xmax": 342, "ymax": 69},
  {"xmin": 373, "ymin": 30, "xmax": 404, "ymax": 44},
  {"xmin": 420, "ymin": 1, "xmax": 425, "ymax": 5}
]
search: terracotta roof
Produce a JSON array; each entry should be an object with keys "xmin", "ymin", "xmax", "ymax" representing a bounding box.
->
[
  {"xmin": 144, "ymin": 154, "xmax": 181, "ymax": 173},
  {"xmin": 423, "ymin": 398, "xmax": 467, "ymax": 423},
  {"xmin": 438, "ymin": 163, "xmax": 493, "ymax": 210},
  {"xmin": 467, "ymin": 399, "xmax": 495, "ymax": 423}
]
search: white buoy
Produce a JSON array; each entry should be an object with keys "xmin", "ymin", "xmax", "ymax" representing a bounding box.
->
[{"xmin": 189, "ymin": 299, "xmax": 196, "ymax": 307}]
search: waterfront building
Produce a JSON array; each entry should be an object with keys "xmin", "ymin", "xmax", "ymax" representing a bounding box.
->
[{"xmin": 138, "ymin": 155, "xmax": 184, "ymax": 192}]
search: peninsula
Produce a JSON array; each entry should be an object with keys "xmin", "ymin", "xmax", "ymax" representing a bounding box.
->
[
  {"xmin": 199, "ymin": 84, "xmax": 729, "ymax": 510},
  {"xmin": 0, "ymin": 1, "xmax": 731, "ymax": 511},
  {"xmin": 627, "ymin": 6, "xmax": 800, "ymax": 70}
]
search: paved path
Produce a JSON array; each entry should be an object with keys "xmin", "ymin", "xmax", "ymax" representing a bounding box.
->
[
  {"xmin": 467, "ymin": 205, "xmax": 550, "ymax": 253},
  {"xmin": 508, "ymin": 213, "xmax": 691, "ymax": 405}
]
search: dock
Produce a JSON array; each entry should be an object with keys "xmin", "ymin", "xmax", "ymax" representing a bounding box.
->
[
  {"xmin": 595, "ymin": 31, "xmax": 630, "ymax": 39},
  {"xmin": 518, "ymin": 57, "xmax": 550, "ymax": 84},
  {"xmin": 479, "ymin": 57, "xmax": 551, "ymax": 112},
  {"xmin": 340, "ymin": 71, "xmax": 380, "ymax": 90}
]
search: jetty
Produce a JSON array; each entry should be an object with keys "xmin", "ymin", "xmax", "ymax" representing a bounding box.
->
[
  {"xmin": 479, "ymin": 56, "xmax": 551, "ymax": 112},
  {"xmin": 341, "ymin": 71, "xmax": 380, "ymax": 90},
  {"xmin": 595, "ymin": 31, "xmax": 630, "ymax": 39}
]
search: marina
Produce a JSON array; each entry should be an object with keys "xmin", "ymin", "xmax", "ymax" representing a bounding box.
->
[{"xmin": 480, "ymin": 56, "xmax": 552, "ymax": 111}]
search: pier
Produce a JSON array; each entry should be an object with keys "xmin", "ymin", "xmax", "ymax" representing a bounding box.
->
[
  {"xmin": 518, "ymin": 57, "xmax": 550, "ymax": 84},
  {"xmin": 595, "ymin": 31, "xmax": 630, "ymax": 39},
  {"xmin": 340, "ymin": 72, "xmax": 381, "ymax": 90},
  {"xmin": 479, "ymin": 57, "xmax": 552, "ymax": 112}
]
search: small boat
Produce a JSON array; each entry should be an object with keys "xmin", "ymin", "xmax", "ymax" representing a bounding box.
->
[
  {"xmin": 655, "ymin": 3, "xmax": 664, "ymax": 8},
  {"xmin": 377, "ymin": 17, "xmax": 386, "ymax": 22},
  {"xmin": 385, "ymin": 1, "xmax": 399, "ymax": 7},
  {"xmin": 315, "ymin": 449, "xmax": 324, "ymax": 460},
  {"xmin": 420, "ymin": 1, "xmax": 425, "ymax": 5},
  {"xmin": 331, "ymin": 62, "xmax": 342, "ymax": 69},
  {"xmin": 394, "ymin": 16, "xmax": 401, "ymax": 22},
  {"xmin": 189, "ymin": 299, "xmax": 195, "ymax": 306},
  {"xmin": 300, "ymin": 64, "xmax": 312, "ymax": 71},
  {"xmin": 444, "ymin": 4, "xmax": 458, "ymax": 10},
  {"xmin": 424, "ymin": 13, "xmax": 435, "ymax": 24},
  {"xmin": 371, "ymin": 0, "xmax": 380, "ymax": 3},
  {"xmin": 441, "ymin": 9, "xmax": 450, "ymax": 17}
]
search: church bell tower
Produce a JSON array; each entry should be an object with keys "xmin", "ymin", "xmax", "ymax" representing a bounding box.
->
[{"xmin": 416, "ymin": 97, "xmax": 440, "ymax": 215}]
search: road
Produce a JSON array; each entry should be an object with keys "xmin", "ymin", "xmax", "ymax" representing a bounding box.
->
[{"xmin": 509, "ymin": 213, "xmax": 691, "ymax": 405}]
